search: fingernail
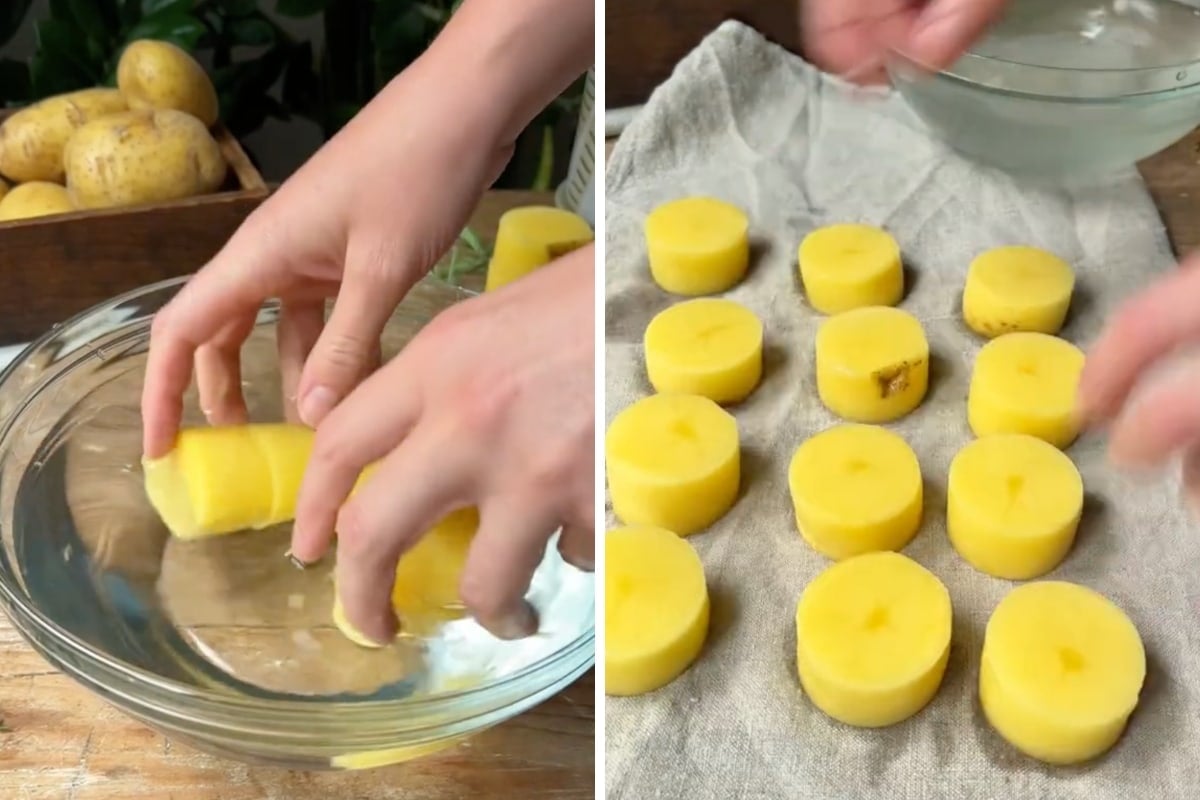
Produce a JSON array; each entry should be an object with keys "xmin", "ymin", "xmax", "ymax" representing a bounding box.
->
[
  {"xmin": 298, "ymin": 385, "xmax": 336, "ymax": 427},
  {"xmin": 284, "ymin": 549, "xmax": 314, "ymax": 570},
  {"xmin": 493, "ymin": 602, "xmax": 539, "ymax": 640}
]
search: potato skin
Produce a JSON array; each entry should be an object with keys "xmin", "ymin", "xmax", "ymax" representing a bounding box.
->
[
  {"xmin": 64, "ymin": 109, "xmax": 227, "ymax": 210},
  {"xmin": 118, "ymin": 40, "xmax": 219, "ymax": 127},
  {"xmin": 0, "ymin": 88, "xmax": 128, "ymax": 183},
  {"xmin": 0, "ymin": 181, "xmax": 75, "ymax": 222}
]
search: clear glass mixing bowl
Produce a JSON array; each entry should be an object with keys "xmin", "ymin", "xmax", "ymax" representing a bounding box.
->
[
  {"xmin": 887, "ymin": 0, "xmax": 1200, "ymax": 181},
  {"xmin": 0, "ymin": 276, "xmax": 595, "ymax": 769}
]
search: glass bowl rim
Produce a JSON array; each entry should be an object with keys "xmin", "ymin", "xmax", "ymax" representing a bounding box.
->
[{"xmin": 0, "ymin": 273, "xmax": 595, "ymax": 734}]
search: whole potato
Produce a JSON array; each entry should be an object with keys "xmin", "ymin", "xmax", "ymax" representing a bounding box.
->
[
  {"xmin": 0, "ymin": 181, "xmax": 75, "ymax": 222},
  {"xmin": 64, "ymin": 109, "xmax": 227, "ymax": 210},
  {"xmin": 0, "ymin": 88, "xmax": 127, "ymax": 183},
  {"xmin": 0, "ymin": 178, "xmax": 8, "ymax": 203},
  {"xmin": 117, "ymin": 40, "xmax": 219, "ymax": 127}
]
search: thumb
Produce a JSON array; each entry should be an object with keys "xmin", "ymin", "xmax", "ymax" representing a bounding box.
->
[
  {"xmin": 904, "ymin": 0, "xmax": 1007, "ymax": 71},
  {"xmin": 297, "ymin": 241, "xmax": 407, "ymax": 427}
]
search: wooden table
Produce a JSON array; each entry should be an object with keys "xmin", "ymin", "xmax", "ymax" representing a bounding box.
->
[{"xmin": 0, "ymin": 190, "xmax": 595, "ymax": 800}]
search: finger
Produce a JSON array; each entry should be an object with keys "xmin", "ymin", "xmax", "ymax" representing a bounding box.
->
[
  {"xmin": 557, "ymin": 523, "xmax": 594, "ymax": 572},
  {"xmin": 142, "ymin": 225, "xmax": 281, "ymax": 457},
  {"xmin": 460, "ymin": 500, "xmax": 555, "ymax": 640},
  {"xmin": 290, "ymin": 360, "xmax": 424, "ymax": 564},
  {"xmin": 194, "ymin": 313, "xmax": 256, "ymax": 426},
  {"xmin": 1107, "ymin": 357, "xmax": 1200, "ymax": 468},
  {"xmin": 802, "ymin": 0, "xmax": 914, "ymax": 77},
  {"xmin": 1080, "ymin": 256, "xmax": 1200, "ymax": 424},
  {"xmin": 330, "ymin": 425, "xmax": 472, "ymax": 644},
  {"xmin": 297, "ymin": 239, "xmax": 407, "ymax": 428},
  {"xmin": 903, "ymin": 0, "xmax": 1007, "ymax": 71},
  {"xmin": 277, "ymin": 300, "xmax": 326, "ymax": 424}
]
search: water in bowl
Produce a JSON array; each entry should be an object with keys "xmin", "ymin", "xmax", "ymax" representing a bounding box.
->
[{"xmin": 2, "ymin": 318, "xmax": 594, "ymax": 704}]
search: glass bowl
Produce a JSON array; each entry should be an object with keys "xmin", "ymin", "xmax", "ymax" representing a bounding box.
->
[
  {"xmin": 0, "ymin": 275, "xmax": 595, "ymax": 769},
  {"xmin": 887, "ymin": 0, "xmax": 1200, "ymax": 181}
]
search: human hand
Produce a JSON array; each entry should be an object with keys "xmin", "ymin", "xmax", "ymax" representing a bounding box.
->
[
  {"xmin": 802, "ymin": 0, "xmax": 1008, "ymax": 83},
  {"xmin": 288, "ymin": 245, "xmax": 595, "ymax": 643},
  {"xmin": 141, "ymin": 0, "xmax": 593, "ymax": 459},
  {"xmin": 1077, "ymin": 254, "xmax": 1200, "ymax": 499}
]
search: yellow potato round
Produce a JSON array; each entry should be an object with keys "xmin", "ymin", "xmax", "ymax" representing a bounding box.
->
[
  {"xmin": 64, "ymin": 109, "xmax": 226, "ymax": 210},
  {"xmin": 644, "ymin": 197, "xmax": 750, "ymax": 295},
  {"xmin": 0, "ymin": 181, "xmax": 75, "ymax": 222},
  {"xmin": 643, "ymin": 298, "xmax": 764, "ymax": 404},
  {"xmin": 0, "ymin": 88, "xmax": 127, "ymax": 183},
  {"xmin": 981, "ymin": 581, "xmax": 1145, "ymax": 764},
  {"xmin": 118, "ymin": 39, "xmax": 220, "ymax": 127},
  {"xmin": 963, "ymin": 246, "xmax": 1075, "ymax": 337},
  {"xmin": 798, "ymin": 223, "xmax": 903, "ymax": 314}
]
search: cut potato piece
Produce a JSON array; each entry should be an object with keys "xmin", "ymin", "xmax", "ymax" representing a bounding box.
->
[
  {"xmin": 606, "ymin": 525, "xmax": 709, "ymax": 696},
  {"xmin": 963, "ymin": 246, "xmax": 1074, "ymax": 337},
  {"xmin": 815, "ymin": 306, "xmax": 929, "ymax": 423},
  {"xmin": 484, "ymin": 206, "xmax": 593, "ymax": 291},
  {"xmin": 947, "ymin": 434, "xmax": 1082, "ymax": 580},
  {"xmin": 788, "ymin": 424, "xmax": 922, "ymax": 560},
  {"xmin": 981, "ymin": 581, "xmax": 1145, "ymax": 764},
  {"xmin": 605, "ymin": 394, "xmax": 739, "ymax": 535},
  {"xmin": 967, "ymin": 332, "xmax": 1084, "ymax": 449},
  {"xmin": 798, "ymin": 224, "xmax": 903, "ymax": 314},
  {"xmin": 644, "ymin": 197, "xmax": 749, "ymax": 295},
  {"xmin": 796, "ymin": 551, "xmax": 951, "ymax": 727},
  {"xmin": 644, "ymin": 298, "xmax": 763, "ymax": 403}
]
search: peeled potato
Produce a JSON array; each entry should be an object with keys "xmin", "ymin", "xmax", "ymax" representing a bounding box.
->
[
  {"xmin": 815, "ymin": 306, "xmax": 929, "ymax": 423},
  {"xmin": 644, "ymin": 197, "xmax": 749, "ymax": 295},
  {"xmin": 981, "ymin": 581, "xmax": 1145, "ymax": 764},
  {"xmin": 606, "ymin": 525, "xmax": 709, "ymax": 696},
  {"xmin": 118, "ymin": 39, "xmax": 220, "ymax": 126},
  {"xmin": 798, "ymin": 224, "xmax": 903, "ymax": 314},
  {"xmin": 963, "ymin": 246, "xmax": 1074, "ymax": 337},
  {"xmin": 797, "ymin": 551, "xmax": 952, "ymax": 727},
  {"xmin": 143, "ymin": 424, "xmax": 314, "ymax": 539},
  {"xmin": 0, "ymin": 181, "xmax": 75, "ymax": 222},
  {"xmin": 605, "ymin": 394, "xmax": 740, "ymax": 535},
  {"xmin": 485, "ymin": 206, "xmax": 593, "ymax": 291},
  {"xmin": 643, "ymin": 298, "xmax": 764, "ymax": 403}
]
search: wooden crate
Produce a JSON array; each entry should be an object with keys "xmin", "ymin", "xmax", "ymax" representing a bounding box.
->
[{"xmin": 0, "ymin": 114, "xmax": 270, "ymax": 343}]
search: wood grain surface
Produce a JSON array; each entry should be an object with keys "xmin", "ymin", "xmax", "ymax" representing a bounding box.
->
[{"xmin": 0, "ymin": 190, "xmax": 595, "ymax": 799}]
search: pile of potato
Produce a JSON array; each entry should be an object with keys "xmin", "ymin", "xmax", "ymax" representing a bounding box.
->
[{"xmin": 0, "ymin": 39, "xmax": 227, "ymax": 223}]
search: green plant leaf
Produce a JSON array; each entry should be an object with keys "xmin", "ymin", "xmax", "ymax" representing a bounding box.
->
[
  {"xmin": 282, "ymin": 40, "xmax": 320, "ymax": 115},
  {"xmin": 0, "ymin": 59, "xmax": 32, "ymax": 105},
  {"xmin": 0, "ymin": 0, "xmax": 34, "ymax": 50},
  {"xmin": 217, "ymin": 0, "xmax": 258, "ymax": 16},
  {"xmin": 32, "ymin": 18, "xmax": 103, "ymax": 92},
  {"xmin": 141, "ymin": 0, "xmax": 188, "ymax": 14},
  {"xmin": 229, "ymin": 17, "xmax": 275, "ymax": 46},
  {"xmin": 275, "ymin": 0, "xmax": 332, "ymax": 18},
  {"xmin": 125, "ymin": 8, "xmax": 207, "ymax": 49},
  {"xmin": 119, "ymin": 0, "xmax": 142, "ymax": 27}
]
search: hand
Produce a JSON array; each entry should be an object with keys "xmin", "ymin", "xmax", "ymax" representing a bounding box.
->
[
  {"xmin": 141, "ymin": 0, "xmax": 593, "ymax": 459},
  {"xmin": 289, "ymin": 246, "xmax": 595, "ymax": 643},
  {"xmin": 802, "ymin": 0, "xmax": 1008, "ymax": 83},
  {"xmin": 1078, "ymin": 254, "xmax": 1200, "ymax": 500}
]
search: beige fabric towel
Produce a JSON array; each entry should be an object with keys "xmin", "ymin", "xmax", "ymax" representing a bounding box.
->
[{"xmin": 605, "ymin": 20, "xmax": 1200, "ymax": 800}]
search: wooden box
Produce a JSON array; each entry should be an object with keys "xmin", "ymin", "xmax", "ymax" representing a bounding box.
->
[{"xmin": 0, "ymin": 115, "xmax": 270, "ymax": 344}]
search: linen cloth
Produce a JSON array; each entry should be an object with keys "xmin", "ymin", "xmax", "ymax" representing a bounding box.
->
[{"xmin": 605, "ymin": 20, "xmax": 1200, "ymax": 800}]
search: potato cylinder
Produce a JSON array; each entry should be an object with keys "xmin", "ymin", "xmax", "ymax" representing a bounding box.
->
[
  {"xmin": 815, "ymin": 306, "xmax": 929, "ymax": 423},
  {"xmin": 798, "ymin": 224, "xmax": 903, "ymax": 314},
  {"xmin": 967, "ymin": 332, "xmax": 1085, "ymax": 449},
  {"xmin": 605, "ymin": 394, "xmax": 739, "ymax": 535},
  {"xmin": 64, "ymin": 109, "xmax": 226, "ymax": 210},
  {"xmin": 947, "ymin": 434, "xmax": 1082, "ymax": 580},
  {"xmin": 963, "ymin": 246, "xmax": 1074, "ymax": 337},
  {"xmin": 118, "ymin": 39, "xmax": 220, "ymax": 126},
  {"xmin": 981, "ymin": 581, "xmax": 1145, "ymax": 764},
  {"xmin": 484, "ymin": 206, "xmax": 593, "ymax": 291},
  {"xmin": 788, "ymin": 424, "xmax": 923, "ymax": 560},
  {"xmin": 645, "ymin": 197, "xmax": 749, "ymax": 295},
  {"xmin": 0, "ymin": 88, "xmax": 127, "ymax": 183},
  {"xmin": 606, "ymin": 525, "xmax": 709, "ymax": 696},
  {"xmin": 333, "ymin": 507, "xmax": 479, "ymax": 646},
  {"xmin": 643, "ymin": 298, "xmax": 763, "ymax": 403},
  {"xmin": 796, "ymin": 551, "xmax": 952, "ymax": 727}
]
